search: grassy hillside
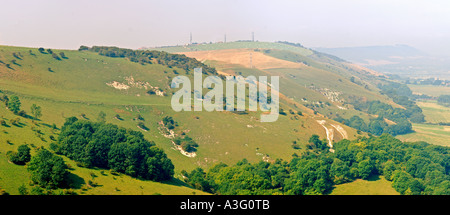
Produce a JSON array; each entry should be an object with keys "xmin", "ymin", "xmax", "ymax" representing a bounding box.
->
[
  {"xmin": 1, "ymin": 41, "xmax": 433, "ymax": 195},
  {"xmin": 172, "ymin": 44, "xmax": 397, "ymax": 126},
  {"xmin": 0, "ymin": 44, "xmax": 365, "ymax": 194},
  {"xmin": 152, "ymin": 41, "xmax": 314, "ymax": 56}
]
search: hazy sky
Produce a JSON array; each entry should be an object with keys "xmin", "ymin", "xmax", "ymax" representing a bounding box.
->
[{"xmin": 1, "ymin": 0, "xmax": 450, "ymax": 56}]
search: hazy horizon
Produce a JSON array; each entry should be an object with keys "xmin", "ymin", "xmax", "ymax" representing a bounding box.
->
[{"xmin": 1, "ymin": 0, "xmax": 450, "ymax": 56}]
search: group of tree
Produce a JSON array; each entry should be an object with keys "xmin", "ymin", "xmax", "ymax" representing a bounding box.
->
[
  {"xmin": 437, "ymin": 95, "xmax": 450, "ymax": 107},
  {"xmin": 182, "ymin": 134, "xmax": 449, "ymax": 195},
  {"xmin": 162, "ymin": 116, "xmax": 177, "ymax": 130},
  {"xmin": 52, "ymin": 117, "xmax": 174, "ymax": 181},
  {"xmin": 0, "ymin": 94, "xmax": 43, "ymax": 120},
  {"xmin": 80, "ymin": 46, "xmax": 217, "ymax": 75},
  {"xmin": 351, "ymin": 99, "xmax": 424, "ymax": 126},
  {"xmin": 173, "ymin": 135, "xmax": 198, "ymax": 153},
  {"xmin": 27, "ymin": 148, "xmax": 69, "ymax": 189},
  {"xmin": 37, "ymin": 47, "xmax": 67, "ymax": 60},
  {"xmin": 377, "ymin": 81, "xmax": 425, "ymax": 123},
  {"xmin": 6, "ymin": 143, "xmax": 69, "ymax": 190},
  {"xmin": 335, "ymin": 114, "xmax": 412, "ymax": 136},
  {"xmin": 338, "ymin": 82, "xmax": 425, "ymax": 136}
]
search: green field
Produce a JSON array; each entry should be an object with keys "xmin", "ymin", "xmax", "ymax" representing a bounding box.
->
[
  {"xmin": 331, "ymin": 175, "xmax": 399, "ymax": 195},
  {"xmin": 397, "ymin": 123, "xmax": 450, "ymax": 147},
  {"xmin": 0, "ymin": 44, "xmax": 365, "ymax": 194},
  {"xmin": 396, "ymin": 100, "xmax": 450, "ymax": 146},
  {"xmin": 408, "ymin": 84, "xmax": 450, "ymax": 97}
]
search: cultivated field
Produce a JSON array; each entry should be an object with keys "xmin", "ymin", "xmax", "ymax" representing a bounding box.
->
[{"xmin": 408, "ymin": 84, "xmax": 450, "ymax": 97}]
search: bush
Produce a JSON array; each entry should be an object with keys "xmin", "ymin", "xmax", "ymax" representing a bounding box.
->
[
  {"xmin": 162, "ymin": 116, "xmax": 176, "ymax": 130},
  {"xmin": 52, "ymin": 53, "xmax": 61, "ymax": 60},
  {"xmin": 173, "ymin": 136, "xmax": 198, "ymax": 152},
  {"xmin": 7, "ymin": 95, "xmax": 21, "ymax": 114},
  {"xmin": 6, "ymin": 145, "xmax": 31, "ymax": 165}
]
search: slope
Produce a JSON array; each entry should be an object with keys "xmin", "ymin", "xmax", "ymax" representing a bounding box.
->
[{"xmin": 0, "ymin": 44, "xmax": 359, "ymax": 194}]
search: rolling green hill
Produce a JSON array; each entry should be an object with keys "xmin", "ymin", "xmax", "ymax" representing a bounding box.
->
[{"xmin": 0, "ymin": 41, "xmax": 425, "ymax": 195}]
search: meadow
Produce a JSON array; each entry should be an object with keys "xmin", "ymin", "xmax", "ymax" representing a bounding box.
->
[
  {"xmin": 1, "ymin": 44, "xmax": 352, "ymax": 194},
  {"xmin": 408, "ymin": 84, "xmax": 450, "ymax": 97},
  {"xmin": 330, "ymin": 175, "xmax": 399, "ymax": 195}
]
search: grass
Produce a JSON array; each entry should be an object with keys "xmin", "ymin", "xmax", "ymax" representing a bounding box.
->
[
  {"xmin": 0, "ymin": 44, "xmax": 356, "ymax": 194},
  {"xmin": 330, "ymin": 175, "xmax": 399, "ymax": 195},
  {"xmin": 416, "ymin": 101, "xmax": 450, "ymax": 124},
  {"xmin": 408, "ymin": 84, "xmax": 450, "ymax": 97}
]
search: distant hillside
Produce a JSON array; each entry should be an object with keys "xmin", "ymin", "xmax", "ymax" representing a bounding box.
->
[
  {"xmin": 153, "ymin": 41, "xmax": 423, "ymax": 137},
  {"xmin": 314, "ymin": 44, "xmax": 427, "ymax": 65}
]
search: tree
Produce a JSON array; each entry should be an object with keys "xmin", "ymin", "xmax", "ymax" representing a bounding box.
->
[
  {"xmin": 38, "ymin": 48, "xmax": 45, "ymax": 54},
  {"xmin": 9, "ymin": 117, "xmax": 20, "ymax": 125},
  {"xmin": 57, "ymin": 118, "xmax": 174, "ymax": 181},
  {"xmin": 182, "ymin": 168, "xmax": 213, "ymax": 193},
  {"xmin": 308, "ymin": 134, "xmax": 328, "ymax": 151},
  {"xmin": 392, "ymin": 171, "xmax": 413, "ymax": 195},
  {"xmin": 97, "ymin": 111, "xmax": 106, "ymax": 122},
  {"xmin": 357, "ymin": 159, "xmax": 374, "ymax": 179},
  {"xmin": 31, "ymin": 104, "xmax": 42, "ymax": 120},
  {"xmin": 18, "ymin": 184, "xmax": 29, "ymax": 195},
  {"xmin": 7, "ymin": 95, "xmax": 21, "ymax": 114},
  {"xmin": 52, "ymin": 53, "xmax": 61, "ymax": 60},
  {"xmin": 409, "ymin": 179, "xmax": 424, "ymax": 195},
  {"xmin": 78, "ymin": 45, "xmax": 89, "ymax": 51},
  {"xmin": 383, "ymin": 160, "xmax": 397, "ymax": 181},
  {"xmin": 59, "ymin": 52, "xmax": 67, "ymax": 59},
  {"xmin": 7, "ymin": 144, "xmax": 31, "ymax": 165},
  {"xmin": 27, "ymin": 148, "xmax": 68, "ymax": 188},
  {"xmin": 16, "ymin": 144, "xmax": 31, "ymax": 164}
]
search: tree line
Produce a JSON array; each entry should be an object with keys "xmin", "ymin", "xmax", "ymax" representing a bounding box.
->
[
  {"xmin": 80, "ymin": 46, "xmax": 217, "ymax": 75},
  {"xmin": 336, "ymin": 82, "xmax": 425, "ymax": 136},
  {"xmin": 182, "ymin": 134, "xmax": 449, "ymax": 195}
]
